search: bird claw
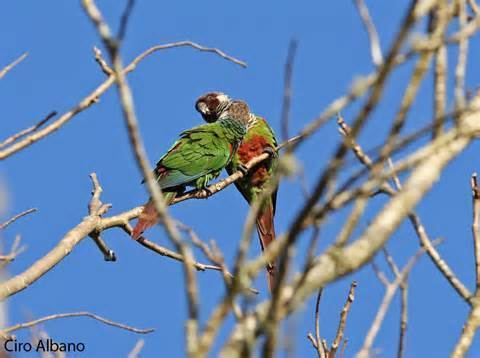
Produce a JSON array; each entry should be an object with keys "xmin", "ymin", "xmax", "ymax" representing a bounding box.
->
[
  {"xmin": 238, "ymin": 163, "xmax": 249, "ymax": 176},
  {"xmin": 104, "ymin": 250, "xmax": 117, "ymax": 262},
  {"xmin": 203, "ymin": 187, "xmax": 214, "ymax": 197},
  {"xmin": 262, "ymin": 146, "xmax": 276, "ymax": 157}
]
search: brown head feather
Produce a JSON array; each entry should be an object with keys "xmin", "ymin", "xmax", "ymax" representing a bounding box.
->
[{"xmin": 195, "ymin": 92, "xmax": 231, "ymax": 122}]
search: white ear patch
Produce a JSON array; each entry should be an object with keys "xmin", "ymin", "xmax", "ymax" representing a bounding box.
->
[
  {"xmin": 217, "ymin": 93, "xmax": 231, "ymax": 105},
  {"xmin": 197, "ymin": 102, "xmax": 208, "ymax": 114}
]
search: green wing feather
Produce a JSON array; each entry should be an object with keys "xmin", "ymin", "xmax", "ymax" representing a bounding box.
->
[{"xmin": 154, "ymin": 123, "xmax": 232, "ymax": 190}]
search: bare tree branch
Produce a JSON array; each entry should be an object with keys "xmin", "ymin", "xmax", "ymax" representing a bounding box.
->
[
  {"xmin": 280, "ymin": 39, "xmax": 298, "ymax": 143},
  {"xmin": 354, "ymin": 0, "xmax": 383, "ymax": 66},
  {"xmin": 0, "ymin": 235, "xmax": 26, "ymax": 268},
  {"xmin": 471, "ymin": 173, "xmax": 480, "ymax": 290},
  {"xmin": 454, "ymin": 0, "xmax": 469, "ymax": 112},
  {"xmin": 0, "ymin": 52, "xmax": 28, "ymax": 79},
  {"xmin": 128, "ymin": 339, "xmax": 145, "ymax": 358},
  {"xmin": 398, "ymin": 280, "xmax": 408, "ymax": 358},
  {"xmin": 0, "ymin": 112, "xmax": 57, "ymax": 149},
  {"xmin": 328, "ymin": 281, "xmax": 357, "ymax": 358},
  {"xmin": 431, "ymin": 2, "xmax": 449, "ymax": 138},
  {"xmin": 80, "ymin": 2, "xmax": 204, "ymax": 354},
  {"xmin": 127, "ymin": 40, "xmax": 247, "ymax": 68},
  {"xmin": 468, "ymin": 0, "xmax": 480, "ymax": 14},
  {"xmin": 337, "ymin": 113, "xmax": 473, "ymax": 304},
  {"xmin": 0, "ymin": 208, "xmax": 37, "ymax": 230},
  {"xmin": 93, "ymin": 46, "xmax": 113, "ymax": 75},
  {"xmin": 358, "ymin": 243, "xmax": 439, "ymax": 357},
  {"xmin": 0, "ymin": 42, "xmax": 245, "ymax": 161},
  {"xmin": 1, "ymin": 311, "xmax": 154, "ymax": 336},
  {"xmin": 453, "ymin": 305, "xmax": 480, "ymax": 356},
  {"xmin": 452, "ymin": 172, "xmax": 480, "ymax": 356},
  {"xmin": 0, "ymin": 174, "xmax": 110, "ymax": 300},
  {"xmin": 306, "ymin": 288, "xmax": 324, "ymax": 358},
  {"xmin": 117, "ymin": 0, "xmax": 135, "ymax": 42}
]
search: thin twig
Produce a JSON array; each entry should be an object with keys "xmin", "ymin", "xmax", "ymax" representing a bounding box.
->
[
  {"xmin": 381, "ymin": 247, "xmax": 409, "ymax": 358},
  {"xmin": 468, "ymin": 0, "xmax": 480, "ymax": 14},
  {"xmin": 471, "ymin": 173, "xmax": 480, "ymax": 290},
  {"xmin": 452, "ymin": 303, "xmax": 480, "ymax": 357},
  {"xmin": 0, "ymin": 112, "xmax": 57, "ymax": 149},
  {"xmin": 315, "ymin": 288, "xmax": 324, "ymax": 358},
  {"xmin": 0, "ymin": 208, "xmax": 37, "ymax": 230},
  {"xmin": 176, "ymin": 222, "xmax": 259, "ymax": 294},
  {"xmin": 398, "ymin": 281, "xmax": 408, "ymax": 358},
  {"xmin": 2, "ymin": 312, "xmax": 154, "ymax": 336},
  {"xmin": 328, "ymin": 282, "xmax": 357, "ymax": 358},
  {"xmin": 371, "ymin": 261, "xmax": 389, "ymax": 286},
  {"xmin": 306, "ymin": 288, "xmax": 325, "ymax": 358},
  {"xmin": 354, "ymin": 0, "xmax": 383, "ymax": 66},
  {"xmin": 358, "ymin": 242, "xmax": 441, "ymax": 357},
  {"xmin": 280, "ymin": 39, "xmax": 298, "ymax": 143},
  {"xmin": 452, "ymin": 172, "xmax": 480, "ymax": 356},
  {"xmin": 431, "ymin": 2, "xmax": 449, "ymax": 138},
  {"xmin": 339, "ymin": 339, "xmax": 348, "ymax": 358},
  {"xmin": 128, "ymin": 40, "xmax": 247, "ymax": 68},
  {"xmin": 128, "ymin": 339, "xmax": 145, "ymax": 358},
  {"xmin": 136, "ymin": 235, "xmax": 223, "ymax": 273},
  {"xmin": 118, "ymin": 0, "xmax": 135, "ymax": 41},
  {"xmin": 0, "ymin": 235, "xmax": 26, "ymax": 266},
  {"xmin": 88, "ymin": 172, "xmax": 116, "ymax": 261},
  {"xmin": 93, "ymin": 46, "xmax": 113, "ymax": 75},
  {"xmin": 0, "ymin": 52, "xmax": 28, "ymax": 79},
  {"xmin": 455, "ymin": 0, "xmax": 469, "ymax": 113},
  {"xmin": 89, "ymin": 232, "xmax": 116, "ymax": 261}
]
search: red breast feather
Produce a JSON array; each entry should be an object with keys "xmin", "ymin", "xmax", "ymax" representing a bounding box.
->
[{"xmin": 237, "ymin": 135, "xmax": 270, "ymax": 186}]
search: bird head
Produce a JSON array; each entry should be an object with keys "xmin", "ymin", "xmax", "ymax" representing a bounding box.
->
[{"xmin": 195, "ymin": 92, "xmax": 231, "ymax": 123}]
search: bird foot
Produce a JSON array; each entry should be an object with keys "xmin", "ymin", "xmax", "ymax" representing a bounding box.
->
[
  {"xmin": 262, "ymin": 146, "xmax": 276, "ymax": 157},
  {"xmin": 203, "ymin": 187, "xmax": 214, "ymax": 197},
  {"xmin": 104, "ymin": 250, "xmax": 117, "ymax": 262},
  {"xmin": 237, "ymin": 163, "xmax": 249, "ymax": 176}
]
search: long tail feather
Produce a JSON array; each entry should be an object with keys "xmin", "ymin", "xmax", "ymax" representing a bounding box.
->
[
  {"xmin": 132, "ymin": 192, "xmax": 176, "ymax": 240},
  {"xmin": 255, "ymin": 199, "xmax": 277, "ymax": 293}
]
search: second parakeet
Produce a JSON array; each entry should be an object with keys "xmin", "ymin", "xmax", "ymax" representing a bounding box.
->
[{"xmin": 195, "ymin": 92, "xmax": 279, "ymax": 292}]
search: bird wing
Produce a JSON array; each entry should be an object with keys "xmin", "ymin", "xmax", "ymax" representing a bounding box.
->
[{"xmin": 154, "ymin": 125, "xmax": 232, "ymax": 189}]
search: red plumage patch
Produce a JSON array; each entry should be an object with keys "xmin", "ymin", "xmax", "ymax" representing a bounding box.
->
[{"xmin": 237, "ymin": 135, "xmax": 271, "ymax": 186}]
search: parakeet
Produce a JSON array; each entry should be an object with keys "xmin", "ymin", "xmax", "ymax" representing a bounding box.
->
[
  {"xmin": 195, "ymin": 92, "xmax": 279, "ymax": 292},
  {"xmin": 132, "ymin": 100, "xmax": 251, "ymax": 240}
]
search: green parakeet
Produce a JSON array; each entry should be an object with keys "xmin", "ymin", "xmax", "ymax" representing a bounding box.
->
[
  {"xmin": 132, "ymin": 100, "xmax": 251, "ymax": 240},
  {"xmin": 195, "ymin": 92, "xmax": 279, "ymax": 292}
]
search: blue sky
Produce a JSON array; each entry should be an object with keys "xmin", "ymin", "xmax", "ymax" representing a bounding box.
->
[{"xmin": 1, "ymin": 1, "xmax": 480, "ymax": 356}]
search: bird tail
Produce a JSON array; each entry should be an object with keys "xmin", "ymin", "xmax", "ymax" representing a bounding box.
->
[
  {"xmin": 132, "ymin": 192, "xmax": 176, "ymax": 240},
  {"xmin": 255, "ymin": 199, "xmax": 277, "ymax": 293}
]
